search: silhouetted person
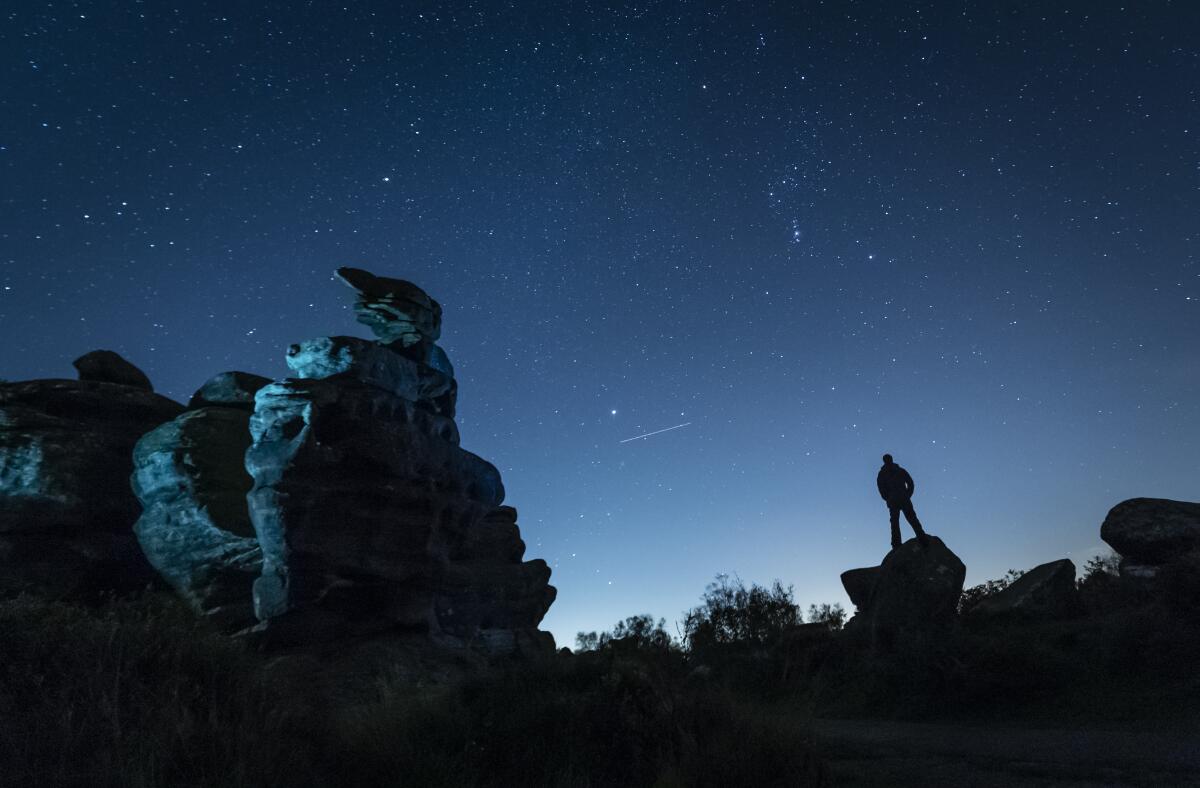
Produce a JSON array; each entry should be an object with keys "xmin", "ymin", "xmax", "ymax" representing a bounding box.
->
[{"xmin": 877, "ymin": 454, "xmax": 929, "ymax": 550}]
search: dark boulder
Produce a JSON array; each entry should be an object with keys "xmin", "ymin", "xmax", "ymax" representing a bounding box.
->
[
  {"xmin": 453, "ymin": 506, "xmax": 526, "ymax": 563},
  {"xmin": 1101, "ymin": 498, "xmax": 1200, "ymax": 565},
  {"xmin": 970, "ymin": 559, "xmax": 1077, "ymax": 618},
  {"xmin": 840, "ymin": 566, "xmax": 882, "ymax": 612},
  {"xmin": 187, "ymin": 371, "xmax": 271, "ymax": 411},
  {"xmin": 850, "ymin": 536, "xmax": 966, "ymax": 650},
  {"xmin": 132, "ymin": 407, "xmax": 262, "ymax": 628},
  {"xmin": 434, "ymin": 558, "xmax": 556, "ymax": 640},
  {"xmin": 72, "ymin": 349, "xmax": 153, "ymax": 391},
  {"xmin": 0, "ymin": 378, "xmax": 183, "ymax": 595}
]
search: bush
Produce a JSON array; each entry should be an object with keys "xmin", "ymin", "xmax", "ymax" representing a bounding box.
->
[
  {"xmin": 576, "ymin": 613, "xmax": 676, "ymax": 653},
  {"xmin": 683, "ymin": 575, "xmax": 801, "ymax": 653},
  {"xmin": 957, "ymin": 569, "xmax": 1023, "ymax": 615},
  {"xmin": 806, "ymin": 603, "xmax": 845, "ymax": 630}
]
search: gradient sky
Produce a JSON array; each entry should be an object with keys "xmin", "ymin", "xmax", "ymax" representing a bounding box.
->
[{"xmin": 2, "ymin": 2, "xmax": 1197, "ymax": 647}]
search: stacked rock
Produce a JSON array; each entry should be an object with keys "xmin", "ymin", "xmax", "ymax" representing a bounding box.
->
[
  {"xmin": 244, "ymin": 268, "xmax": 555, "ymax": 651},
  {"xmin": 1101, "ymin": 497, "xmax": 1200, "ymax": 582},
  {"xmin": 0, "ymin": 352, "xmax": 183, "ymax": 596}
]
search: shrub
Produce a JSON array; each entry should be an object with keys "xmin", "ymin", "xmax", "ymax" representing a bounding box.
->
[
  {"xmin": 957, "ymin": 569, "xmax": 1023, "ymax": 615},
  {"xmin": 576, "ymin": 613, "xmax": 675, "ymax": 652},
  {"xmin": 806, "ymin": 603, "xmax": 845, "ymax": 630},
  {"xmin": 683, "ymin": 575, "xmax": 801, "ymax": 653}
]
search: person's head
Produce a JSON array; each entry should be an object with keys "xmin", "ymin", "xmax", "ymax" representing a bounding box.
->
[{"xmin": 882, "ymin": 453, "xmax": 893, "ymax": 465}]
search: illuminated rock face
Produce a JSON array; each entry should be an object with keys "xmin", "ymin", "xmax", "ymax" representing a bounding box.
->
[
  {"xmin": 131, "ymin": 372, "xmax": 270, "ymax": 629},
  {"xmin": 0, "ymin": 353, "xmax": 183, "ymax": 597},
  {"xmin": 244, "ymin": 272, "xmax": 555, "ymax": 652}
]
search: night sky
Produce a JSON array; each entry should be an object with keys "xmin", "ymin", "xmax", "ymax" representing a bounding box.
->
[{"xmin": 3, "ymin": 2, "xmax": 1197, "ymax": 647}]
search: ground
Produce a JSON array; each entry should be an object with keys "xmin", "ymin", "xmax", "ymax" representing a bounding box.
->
[{"xmin": 811, "ymin": 717, "xmax": 1200, "ymax": 787}]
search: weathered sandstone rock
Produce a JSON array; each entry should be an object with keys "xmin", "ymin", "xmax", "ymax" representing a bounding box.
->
[
  {"xmin": 285, "ymin": 335, "xmax": 455, "ymax": 417},
  {"xmin": 335, "ymin": 266, "xmax": 443, "ymax": 348},
  {"xmin": 187, "ymin": 371, "xmax": 271, "ymax": 410},
  {"xmin": 840, "ymin": 566, "xmax": 882, "ymax": 612},
  {"xmin": 0, "ymin": 371, "xmax": 183, "ymax": 595},
  {"xmin": 132, "ymin": 406, "xmax": 262, "ymax": 628},
  {"xmin": 1101, "ymin": 498, "xmax": 1200, "ymax": 566},
  {"xmin": 72, "ymin": 349, "xmax": 153, "ymax": 391},
  {"xmin": 971, "ymin": 558, "xmax": 1077, "ymax": 618}
]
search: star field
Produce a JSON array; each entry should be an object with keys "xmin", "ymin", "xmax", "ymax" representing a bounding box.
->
[{"xmin": 2, "ymin": 2, "xmax": 1197, "ymax": 645}]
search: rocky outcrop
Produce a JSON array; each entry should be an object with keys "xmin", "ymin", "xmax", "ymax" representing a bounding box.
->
[
  {"xmin": 840, "ymin": 566, "xmax": 882, "ymax": 612},
  {"xmin": 1101, "ymin": 498, "xmax": 1200, "ymax": 567},
  {"xmin": 131, "ymin": 374, "xmax": 270, "ymax": 628},
  {"xmin": 285, "ymin": 335, "xmax": 455, "ymax": 418},
  {"xmin": 845, "ymin": 537, "xmax": 966, "ymax": 650},
  {"xmin": 970, "ymin": 559, "xmax": 1077, "ymax": 618},
  {"xmin": 336, "ymin": 266, "xmax": 443, "ymax": 348},
  {"xmin": 245, "ymin": 271, "xmax": 555, "ymax": 651},
  {"xmin": 0, "ymin": 355, "xmax": 183, "ymax": 596},
  {"xmin": 187, "ymin": 371, "xmax": 271, "ymax": 410},
  {"xmin": 72, "ymin": 349, "xmax": 153, "ymax": 391}
]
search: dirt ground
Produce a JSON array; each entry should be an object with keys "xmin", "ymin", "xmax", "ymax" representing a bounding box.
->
[{"xmin": 809, "ymin": 718, "xmax": 1200, "ymax": 787}]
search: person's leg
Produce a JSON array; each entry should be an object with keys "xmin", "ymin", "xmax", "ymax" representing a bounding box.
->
[
  {"xmin": 901, "ymin": 501, "xmax": 929, "ymax": 545},
  {"xmin": 888, "ymin": 504, "xmax": 901, "ymax": 548}
]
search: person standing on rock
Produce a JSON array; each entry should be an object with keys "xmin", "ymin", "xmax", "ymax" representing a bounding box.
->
[{"xmin": 877, "ymin": 454, "xmax": 930, "ymax": 550}]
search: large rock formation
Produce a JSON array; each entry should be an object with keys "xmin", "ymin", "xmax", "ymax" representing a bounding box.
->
[
  {"xmin": 73, "ymin": 349, "xmax": 154, "ymax": 391},
  {"xmin": 0, "ymin": 353, "xmax": 183, "ymax": 596},
  {"xmin": 970, "ymin": 559, "xmax": 1077, "ymax": 618},
  {"xmin": 131, "ymin": 372, "xmax": 270, "ymax": 629},
  {"xmin": 842, "ymin": 537, "xmax": 966, "ymax": 650},
  {"xmin": 1101, "ymin": 498, "xmax": 1200, "ymax": 582},
  {"xmin": 244, "ymin": 270, "xmax": 555, "ymax": 652}
]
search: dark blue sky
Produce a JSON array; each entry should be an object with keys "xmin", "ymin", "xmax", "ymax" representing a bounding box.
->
[{"xmin": 3, "ymin": 1, "xmax": 1197, "ymax": 645}]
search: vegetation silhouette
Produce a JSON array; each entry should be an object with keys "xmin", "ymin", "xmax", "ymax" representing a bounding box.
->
[{"xmin": 5, "ymin": 551, "xmax": 1200, "ymax": 785}]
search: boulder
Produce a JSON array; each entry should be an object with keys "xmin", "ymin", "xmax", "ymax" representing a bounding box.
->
[
  {"xmin": 0, "ymin": 377, "xmax": 183, "ymax": 595},
  {"xmin": 187, "ymin": 371, "xmax": 271, "ymax": 411},
  {"xmin": 840, "ymin": 566, "xmax": 882, "ymax": 612},
  {"xmin": 285, "ymin": 335, "xmax": 455, "ymax": 417},
  {"xmin": 131, "ymin": 407, "xmax": 262, "ymax": 628},
  {"xmin": 1101, "ymin": 498, "xmax": 1200, "ymax": 565},
  {"xmin": 72, "ymin": 349, "xmax": 153, "ymax": 391},
  {"xmin": 851, "ymin": 536, "xmax": 966, "ymax": 649},
  {"xmin": 245, "ymin": 376, "xmax": 543, "ymax": 642},
  {"xmin": 335, "ymin": 267, "xmax": 442, "ymax": 347},
  {"xmin": 970, "ymin": 559, "xmax": 1077, "ymax": 618}
]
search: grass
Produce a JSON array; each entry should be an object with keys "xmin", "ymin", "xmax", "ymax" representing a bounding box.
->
[
  {"xmin": 0, "ymin": 594, "xmax": 829, "ymax": 788},
  {"xmin": 5, "ymin": 558, "xmax": 1199, "ymax": 787}
]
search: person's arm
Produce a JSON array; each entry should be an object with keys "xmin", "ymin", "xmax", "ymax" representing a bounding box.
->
[
  {"xmin": 902, "ymin": 469, "xmax": 915, "ymax": 497},
  {"xmin": 877, "ymin": 472, "xmax": 887, "ymax": 500}
]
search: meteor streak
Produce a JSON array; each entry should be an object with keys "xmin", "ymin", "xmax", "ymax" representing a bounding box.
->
[{"xmin": 619, "ymin": 422, "xmax": 692, "ymax": 444}]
